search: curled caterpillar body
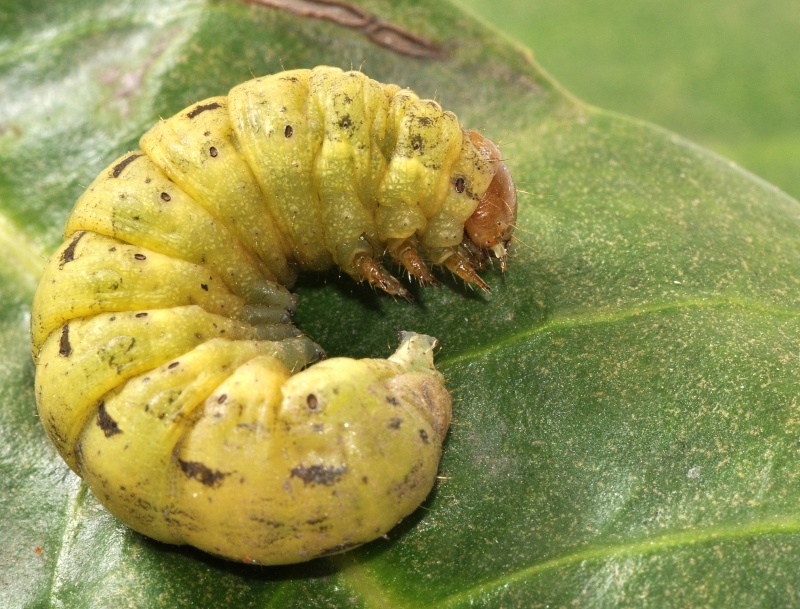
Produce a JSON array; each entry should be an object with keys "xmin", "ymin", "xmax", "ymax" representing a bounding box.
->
[{"xmin": 31, "ymin": 67, "xmax": 516, "ymax": 565}]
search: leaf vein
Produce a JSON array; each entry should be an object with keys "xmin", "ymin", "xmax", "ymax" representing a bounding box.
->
[
  {"xmin": 439, "ymin": 296, "xmax": 800, "ymax": 368},
  {"xmin": 438, "ymin": 518, "xmax": 800, "ymax": 608}
]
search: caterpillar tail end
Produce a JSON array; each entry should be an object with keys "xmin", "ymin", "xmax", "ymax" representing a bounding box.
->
[
  {"xmin": 390, "ymin": 331, "xmax": 439, "ymax": 371},
  {"xmin": 385, "ymin": 331, "xmax": 451, "ymax": 444},
  {"xmin": 225, "ymin": 332, "xmax": 453, "ymax": 564}
]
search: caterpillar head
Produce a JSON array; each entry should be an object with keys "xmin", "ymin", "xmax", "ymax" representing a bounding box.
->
[{"xmin": 464, "ymin": 130, "xmax": 517, "ymax": 270}]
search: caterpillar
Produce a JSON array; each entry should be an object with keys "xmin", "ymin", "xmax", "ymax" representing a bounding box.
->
[{"xmin": 31, "ymin": 66, "xmax": 516, "ymax": 565}]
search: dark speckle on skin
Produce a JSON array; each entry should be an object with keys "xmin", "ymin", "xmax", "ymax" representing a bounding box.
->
[
  {"xmin": 112, "ymin": 153, "xmax": 141, "ymax": 178},
  {"xmin": 337, "ymin": 114, "xmax": 353, "ymax": 132},
  {"xmin": 178, "ymin": 459, "xmax": 228, "ymax": 487},
  {"xmin": 186, "ymin": 101, "xmax": 221, "ymax": 119},
  {"xmin": 58, "ymin": 325, "xmax": 71, "ymax": 357},
  {"xmin": 59, "ymin": 232, "xmax": 85, "ymax": 267},
  {"xmin": 97, "ymin": 402, "xmax": 122, "ymax": 437},
  {"xmin": 290, "ymin": 464, "xmax": 347, "ymax": 486}
]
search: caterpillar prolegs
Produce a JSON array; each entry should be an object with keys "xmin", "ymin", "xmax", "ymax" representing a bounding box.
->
[{"xmin": 31, "ymin": 66, "xmax": 517, "ymax": 565}]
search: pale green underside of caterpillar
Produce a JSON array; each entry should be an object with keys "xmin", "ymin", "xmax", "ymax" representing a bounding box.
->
[{"xmin": 31, "ymin": 66, "xmax": 516, "ymax": 565}]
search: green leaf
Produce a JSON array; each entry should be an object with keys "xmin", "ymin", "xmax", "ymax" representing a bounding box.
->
[
  {"xmin": 459, "ymin": 0, "xmax": 800, "ymax": 202},
  {"xmin": 2, "ymin": 0, "xmax": 800, "ymax": 607}
]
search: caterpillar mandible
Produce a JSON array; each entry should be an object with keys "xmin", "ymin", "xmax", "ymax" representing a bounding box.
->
[{"xmin": 31, "ymin": 66, "xmax": 517, "ymax": 565}]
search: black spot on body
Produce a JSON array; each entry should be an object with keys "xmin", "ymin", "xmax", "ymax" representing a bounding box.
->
[
  {"xmin": 419, "ymin": 429, "xmax": 429, "ymax": 444},
  {"xmin": 209, "ymin": 146, "xmax": 218, "ymax": 157},
  {"xmin": 186, "ymin": 102, "xmax": 221, "ymax": 119},
  {"xmin": 178, "ymin": 459, "xmax": 228, "ymax": 487},
  {"xmin": 388, "ymin": 417, "xmax": 402, "ymax": 429},
  {"xmin": 97, "ymin": 402, "xmax": 122, "ymax": 437},
  {"xmin": 58, "ymin": 325, "xmax": 71, "ymax": 357},
  {"xmin": 290, "ymin": 464, "xmax": 347, "ymax": 486},
  {"xmin": 410, "ymin": 133, "xmax": 424, "ymax": 152},
  {"xmin": 247, "ymin": 516, "xmax": 283, "ymax": 529},
  {"xmin": 135, "ymin": 312, "xmax": 148, "ymax": 318},
  {"xmin": 306, "ymin": 394, "xmax": 319, "ymax": 410},
  {"xmin": 284, "ymin": 125, "xmax": 293, "ymax": 138},
  {"xmin": 160, "ymin": 192, "xmax": 171, "ymax": 202},
  {"xmin": 60, "ymin": 232, "xmax": 85, "ymax": 266},
  {"xmin": 168, "ymin": 362, "xmax": 180, "ymax": 369},
  {"xmin": 134, "ymin": 253, "xmax": 146, "ymax": 261},
  {"xmin": 112, "ymin": 154, "xmax": 142, "ymax": 178},
  {"xmin": 337, "ymin": 114, "xmax": 353, "ymax": 131},
  {"xmin": 454, "ymin": 176, "xmax": 466, "ymax": 193}
]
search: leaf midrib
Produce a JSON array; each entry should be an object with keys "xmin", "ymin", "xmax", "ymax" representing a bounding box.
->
[
  {"xmin": 438, "ymin": 295, "xmax": 800, "ymax": 369},
  {"xmin": 335, "ymin": 516, "xmax": 800, "ymax": 609},
  {"xmin": 434, "ymin": 517, "xmax": 800, "ymax": 608}
]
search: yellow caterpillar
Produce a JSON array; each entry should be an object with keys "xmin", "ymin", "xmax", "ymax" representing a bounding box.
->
[{"xmin": 31, "ymin": 66, "xmax": 516, "ymax": 565}]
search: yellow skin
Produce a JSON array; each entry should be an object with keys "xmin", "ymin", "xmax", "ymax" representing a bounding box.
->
[{"xmin": 31, "ymin": 67, "xmax": 515, "ymax": 565}]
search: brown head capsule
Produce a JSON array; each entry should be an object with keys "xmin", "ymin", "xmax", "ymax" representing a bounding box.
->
[{"xmin": 464, "ymin": 130, "xmax": 517, "ymax": 271}]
